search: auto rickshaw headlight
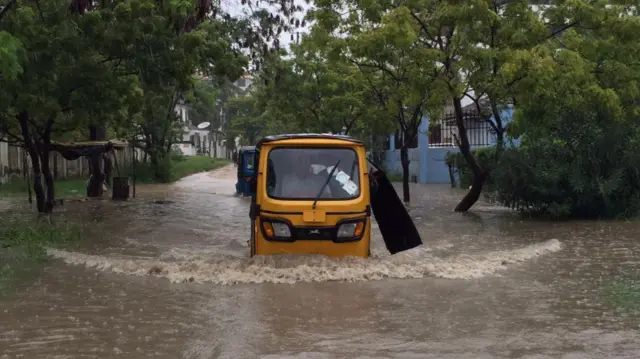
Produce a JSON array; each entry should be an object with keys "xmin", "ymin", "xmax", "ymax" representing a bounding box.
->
[
  {"xmin": 262, "ymin": 220, "xmax": 291, "ymax": 239},
  {"xmin": 271, "ymin": 222, "xmax": 291, "ymax": 237},
  {"xmin": 337, "ymin": 220, "xmax": 365, "ymax": 239}
]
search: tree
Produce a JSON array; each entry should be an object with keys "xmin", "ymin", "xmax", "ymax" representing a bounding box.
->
[
  {"xmin": 307, "ymin": 4, "xmax": 444, "ymax": 203},
  {"xmin": 0, "ymin": 0, "xmax": 142, "ymax": 212},
  {"xmin": 262, "ymin": 43, "xmax": 383, "ymax": 136},
  {"xmin": 1, "ymin": 0, "xmax": 305, "ymax": 211},
  {"xmin": 0, "ymin": 31, "xmax": 23, "ymax": 81},
  {"xmin": 228, "ymin": 94, "xmax": 265, "ymax": 145},
  {"xmin": 185, "ymin": 79, "xmax": 219, "ymax": 129},
  {"xmin": 208, "ymin": 78, "xmax": 251, "ymax": 156},
  {"xmin": 448, "ymin": 3, "xmax": 640, "ymax": 218},
  {"xmin": 310, "ymin": 0, "xmax": 600, "ymax": 210}
]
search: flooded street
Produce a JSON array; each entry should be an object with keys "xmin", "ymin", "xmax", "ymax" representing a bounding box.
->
[{"xmin": 2, "ymin": 165, "xmax": 640, "ymax": 358}]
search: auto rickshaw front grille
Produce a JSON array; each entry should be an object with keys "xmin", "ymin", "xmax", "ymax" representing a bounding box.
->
[{"xmin": 292, "ymin": 227, "xmax": 336, "ymax": 240}]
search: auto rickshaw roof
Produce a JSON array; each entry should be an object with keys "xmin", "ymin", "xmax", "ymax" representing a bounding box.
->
[
  {"xmin": 256, "ymin": 133, "xmax": 362, "ymax": 148},
  {"xmin": 238, "ymin": 146, "xmax": 256, "ymax": 153}
]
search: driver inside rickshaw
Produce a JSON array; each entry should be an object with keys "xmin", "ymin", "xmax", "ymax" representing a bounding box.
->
[{"xmin": 279, "ymin": 151, "xmax": 333, "ymax": 198}]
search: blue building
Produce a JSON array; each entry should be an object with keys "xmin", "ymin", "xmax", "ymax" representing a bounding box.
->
[{"xmin": 382, "ymin": 104, "xmax": 516, "ymax": 184}]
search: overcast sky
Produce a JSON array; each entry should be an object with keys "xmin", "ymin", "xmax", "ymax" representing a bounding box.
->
[
  {"xmin": 220, "ymin": 1, "xmax": 476, "ymax": 108},
  {"xmin": 222, "ymin": 0, "xmax": 312, "ymax": 51}
]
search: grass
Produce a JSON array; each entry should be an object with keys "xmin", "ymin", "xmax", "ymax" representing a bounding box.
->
[
  {"xmin": 125, "ymin": 155, "xmax": 230, "ymax": 184},
  {"xmin": 0, "ymin": 156, "xmax": 230, "ymax": 197},
  {"xmin": 601, "ymin": 277, "xmax": 640, "ymax": 314},
  {"xmin": 0, "ymin": 217, "xmax": 82, "ymax": 259},
  {"xmin": 386, "ymin": 173, "xmax": 403, "ymax": 182},
  {"xmin": 171, "ymin": 156, "xmax": 229, "ymax": 181},
  {"xmin": 0, "ymin": 216, "xmax": 83, "ymax": 292},
  {"xmin": 0, "ymin": 178, "xmax": 86, "ymax": 198}
]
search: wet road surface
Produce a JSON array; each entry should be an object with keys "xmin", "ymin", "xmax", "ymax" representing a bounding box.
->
[{"xmin": 1, "ymin": 165, "xmax": 640, "ymax": 358}]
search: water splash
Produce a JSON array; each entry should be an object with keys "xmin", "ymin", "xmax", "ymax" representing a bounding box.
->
[{"xmin": 47, "ymin": 239, "xmax": 561, "ymax": 285}]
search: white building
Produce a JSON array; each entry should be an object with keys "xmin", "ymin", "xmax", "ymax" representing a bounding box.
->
[
  {"xmin": 173, "ymin": 75, "xmax": 254, "ymax": 159},
  {"xmin": 173, "ymin": 98, "xmax": 211, "ymax": 157}
]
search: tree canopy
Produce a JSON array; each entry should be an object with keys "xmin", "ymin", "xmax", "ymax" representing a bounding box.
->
[
  {"xmin": 2, "ymin": 0, "xmax": 640, "ymax": 217},
  {"xmin": 0, "ymin": 0, "xmax": 304, "ymax": 212}
]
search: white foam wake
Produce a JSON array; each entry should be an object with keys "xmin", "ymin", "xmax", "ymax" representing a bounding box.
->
[{"xmin": 47, "ymin": 239, "xmax": 561, "ymax": 285}]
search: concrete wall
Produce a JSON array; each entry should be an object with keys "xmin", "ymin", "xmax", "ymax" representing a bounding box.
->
[
  {"xmin": 383, "ymin": 148, "xmax": 421, "ymax": 179},
  {"xmin": 382, "ymin": 106, "xmax": 516, "ymax": 184}
]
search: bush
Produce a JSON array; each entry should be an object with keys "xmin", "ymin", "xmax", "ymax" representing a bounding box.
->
[
  {"xmin": 448, "ymin": 137, "xmax": 640, "ymax": 219},
  {"xmin": 493, "ymin": 138, "xmax": 640, "ymax": 219},
  {"xmin": 170, "ymin": 147, "xmax": 186, "ymax": 162},
  {"xmin": 445, "ymin": 146, "xmax": 499, "ymax": 190}
]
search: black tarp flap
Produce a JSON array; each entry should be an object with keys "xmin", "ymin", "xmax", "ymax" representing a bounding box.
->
[
  {"xmin": 370, "ymin": 169, "xmax": 423, "ymax": 254},
  {"xmin": 51, "ymin": 142, "xmax": 115, "ymax": 161}
]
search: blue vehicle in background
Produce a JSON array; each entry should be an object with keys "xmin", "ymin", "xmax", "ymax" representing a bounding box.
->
[{"xmin": 235, "ymin": 146, "xmax": 256, "ymax": 197}]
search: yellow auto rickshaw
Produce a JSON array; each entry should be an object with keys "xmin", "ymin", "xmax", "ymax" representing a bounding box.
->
[{"xmin": 247, "ymin": 133, "xmax": 423, "ymax": 258}]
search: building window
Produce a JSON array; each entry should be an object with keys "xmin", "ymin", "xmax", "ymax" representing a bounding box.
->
[
  {"xmin": 394, "ymin": 130, "xmax": 401, "ymax": 150},
  {"xmin": 394, "ymin": 130, "xmax": 418, "ymax": 149},
  {"xmin": 429, "ymin": 123, "xmax": 442, "ymax": 144}
]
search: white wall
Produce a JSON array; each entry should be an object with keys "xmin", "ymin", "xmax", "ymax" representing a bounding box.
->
[{"xmin": 174, "ymin": 143, "xmax": 196, "ymax": 157}]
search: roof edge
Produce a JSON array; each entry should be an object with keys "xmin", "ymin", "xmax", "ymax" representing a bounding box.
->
[{"xmin": 256, "ymin": 133, "xmax": 363, "ymax": 148}]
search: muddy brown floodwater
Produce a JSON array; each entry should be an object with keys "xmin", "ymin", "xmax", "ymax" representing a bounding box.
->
[{"xmin": 2, "ymin": 164, "xmax": 640, "ymax": 358}]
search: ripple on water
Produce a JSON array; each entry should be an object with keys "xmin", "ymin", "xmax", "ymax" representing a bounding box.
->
[{"xmin": 46, "ymin": 239, "xmax": 562, "ymax": 285}]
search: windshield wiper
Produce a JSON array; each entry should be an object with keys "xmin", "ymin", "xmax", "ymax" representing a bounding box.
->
[{"xmin": 312, "ymin": 160, "xmax": 340, "ymax": 209}]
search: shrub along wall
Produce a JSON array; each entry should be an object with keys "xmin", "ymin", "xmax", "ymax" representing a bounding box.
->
[
  {"xmin": 445, "ymin": 147, "xmax": 499, "ymax": 191},
  {"xmin": 447, "ymin": 140, "xmax": 640, "ymax": 219}
]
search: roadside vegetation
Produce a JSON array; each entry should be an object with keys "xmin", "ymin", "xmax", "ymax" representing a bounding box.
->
[
  {"xmin": 0, "ymin": 178, "xmax": 86, "ymax": 198},
  {"xmin": 0, "ymin": 216, "xmax": 83, "ymax": 292},
  {"xmin": 601, "ymin": 277, "xmax": 640, "ymax": 314},
  {"xmin": 2, "ymin": 0, "xmax": 638, "ymax": 217},
  {"xmin": 0, "ymin": 155, "xmax": 229, "ymax": 198},
  {"xmin": 126, "ymin": 154, "xmax": 230, "ymax": 184},
  {"xmin": 224, "ymin": 1, "xmax": 640, "ymax": 215},
  {"xmin": 0, "ymin": 0, "xmax": 302, "ymax": 213}
]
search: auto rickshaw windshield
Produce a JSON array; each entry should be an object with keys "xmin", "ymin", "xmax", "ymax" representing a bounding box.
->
[
  {"xmin": 266, "ymin": 147, "xmax": 360, "ymax": 200},
  {"xmin": 245, "ymin": 152, "xmax": 255, "ymax": 170}
]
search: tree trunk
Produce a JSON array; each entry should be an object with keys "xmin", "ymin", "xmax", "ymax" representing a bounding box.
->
[
  {"xmin": 87, "ymin": 125, "xmax": 106, "ymax": 197},
  {"xmin": 18, "ymin": 111, "xmax": 46, "ymax": 213},
  {"xmin": 40, "ymin": 120, "xmax": 56, "ymax": 213},
  {"xmin": 150, "ymin": 151, "xmax": 164, "ymax": 182},
  {"xmin": 40, "ymin": 149, "xmax": 55, "ymax": 213},
  {"xmin": 452, "ymin": 97, "xmax": 486, "ymax": 212},
  {"xmin": 400, "ymin": 146, "xmax": 410, "ymax": 203}
]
